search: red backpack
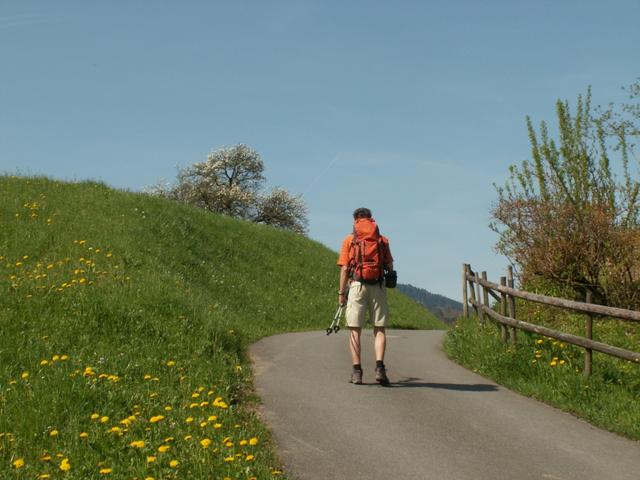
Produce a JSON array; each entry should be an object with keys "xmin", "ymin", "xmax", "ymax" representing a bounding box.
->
[{"xmin": 348, "ymin": 218, "xmax": 390, "ymax": 284}]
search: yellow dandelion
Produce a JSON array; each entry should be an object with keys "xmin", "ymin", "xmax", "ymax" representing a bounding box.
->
[
  {"xmin": 40, "ymin": 359, "xmax": 49, "ymax": 366},
  {"xmin": 143, "ymin": 374, "xmax": 152, "ymax": 380},
  {"xmin": 60, "ymin": 355, "xmax": 69, "ymax": 361},
  {"xmin": 99, "ymin": 468, "xmax": 112, "ymax": 474},
  {"xmin": 224, "ymin": 456, "xmax": 235, "ymax": 462},
  {"xmin": 52, "ymin": 355, "xmax": 60, "ymax": 361},
  {"xmin": 169, "ymin": 460, "xmax": 179, "ymax": 468},
  {"xmin": 157, "ymin": 445, "xmax": 170, "ymax": 453},
  {"xmin": 146, "ymin": 456, "xmax": 156, "ymax": 463},
  {"xmin": 191, "ymin": 392, "xmax": 200, "ymax": 399},
  {"xmin": 184, "ymin": 435, "xmax": 193, "ymax": 440},
  {"xmin": 41, "ymin": 454, "xmax": 52, "ymax": 462},
  {"xmin": 21, "ymin": 371, "xmax": 29, "ymax": 380},
  {"xmin": 100, "ymin": 416, "xmax": 109, "ymax": 423},
  {"xmin": 200, "ymin": 438, "xmax": 212, "ymax": 448},
  {"xmin": 213, "ymin": 423, "xmax": 222, "ymax": 429},
  {"xmin": 90, "ymin": 413, "xmax": 100, "ymax": 421},
  {"xmin": 13, "ymin": 458, "xmax": 25, "ymax": 469},
  {"xmin": 59, "ymin": 458, "xmax": 71, "ymax": 471},
  {"xmin": 109, "ymin": 426, "xmax": 122, "ymax": 434},
  {"xmin": 207, "ymin": 415, "xmax": 217, "ymax": 422},
  {"xmin": 185, "ymin": 417, "xmax": 194, "ymax": 423},
  {"xmin": 199, "ymin": 421, "xmax": 207, "ymax": 428},
  {"xmin": 249, "ymin": 437, "xmax": 259, "ymax": 446},
  {"xmin": 49, "ymin": 429, "xmax": 59, "ymax": 437},
  {"xmin": 225, "ymin": 441, "xmax": 233, "ymax": 448},
  {"xmin": 246, "ymin": 454, "xmax": 255, "ymax": 461},
  {"xmin": 149, "ymin": 415, "xmax": 164, "ymax": 423},
  {"xmin": 240, "ymin": 439, "xmax": 248, "ymax": 446},
  {"xmin": 79, "ymin": 432, "xmax": 89, "ymax": 439},
  {"xmin": 38, "ymin": 474, "xmax": 51, "ymax": 479},
  {"xmin": 129, "ymin": 440, "xmax": 145, "ymax": 448},
  {"xmin": 164, "ymin": 406, "xmax": 172, "ymax": 411},
  {"xmin": 166, "ymin": 360, "xmax": 176, "ymax": 367}
]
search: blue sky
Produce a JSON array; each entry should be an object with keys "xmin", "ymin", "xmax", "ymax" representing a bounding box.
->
[{"xmin": 1, "ymin": 1, "xmax": 639, "ymax": 300}]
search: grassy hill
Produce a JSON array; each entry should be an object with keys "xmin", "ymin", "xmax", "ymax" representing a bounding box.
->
[{"xmin": 0, "ymin": 175, "xmax": 444, "ymax": 479}]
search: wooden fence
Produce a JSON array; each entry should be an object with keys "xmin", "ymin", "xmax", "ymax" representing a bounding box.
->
[{"xmin": 462, "ymin": 264, "xmax": 640, "ymax": 376}]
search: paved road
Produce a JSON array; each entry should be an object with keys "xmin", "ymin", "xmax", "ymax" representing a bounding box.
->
[{"xmin": 250, "ymin": 330, "xmax": 640, "ymax": 480}]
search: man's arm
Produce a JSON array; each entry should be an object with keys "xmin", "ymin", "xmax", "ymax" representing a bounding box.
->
[{"xmin": 338, "ymin": 265, "xmax": 349, "ymax": 305}]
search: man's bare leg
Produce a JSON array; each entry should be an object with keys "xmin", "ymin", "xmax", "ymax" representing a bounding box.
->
[
  {"xmin": 373, "ymin": 327, "xmax": 386, "ymax": 361},
  {"xmin": 349, "ymin": 327, "xmax": 362, "ymax": 365}
]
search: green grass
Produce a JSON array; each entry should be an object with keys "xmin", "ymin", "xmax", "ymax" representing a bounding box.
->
[
  {"xmin": 445, "ymin": 312, "xmax": 640, "ymax": 440},
  {"xmin": 0, "ymin": 175, "xmax": 444, "ymax": 479}
]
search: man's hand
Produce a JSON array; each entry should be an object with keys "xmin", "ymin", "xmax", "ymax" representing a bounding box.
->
[{"xmin": 338, "ymin": 292, "xmax": 347, "ymax": 306}]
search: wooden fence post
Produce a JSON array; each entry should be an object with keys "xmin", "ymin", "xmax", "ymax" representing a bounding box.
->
[
  {"xmin": 500, "ymin": 276, "xmax": 508, "ymax": 343},
  {"xmin": 507, "ymin": 266, "xmax": 517, "ymax": 344},
  {"xmin": 468, "ymin": 267, "xmax": 477, "ymax": 317},
  {"xmin": 481, "ymin": 271, "xmax": 489, "ymax": 324},
  {"xmin": 585, "ymin": 290, "xmax": 593, "ymax": 377},
  {"xmin": 462, "ymin": 264, "xmax": 469, "ymax": 318},
  {"xmin": 476, "ymin": 271, "xmax": 484, "ymax": 323}
]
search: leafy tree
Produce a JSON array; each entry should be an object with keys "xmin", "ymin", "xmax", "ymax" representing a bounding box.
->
[
  {"xmin": 255, "ymin": 187, "xmax": 308, "ymax": 235},
  {"xmin": 491, "ymin": 88, "xmax": 640, "ymax": 307},
  {"xmin": 152, "ymin": 144, "xmax": 308, "ymax": 234}
]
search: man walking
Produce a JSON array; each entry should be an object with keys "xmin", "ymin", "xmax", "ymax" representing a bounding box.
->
[{"xmin": 337, "ymin": 207, "xmax": 393, "ymax": 385}]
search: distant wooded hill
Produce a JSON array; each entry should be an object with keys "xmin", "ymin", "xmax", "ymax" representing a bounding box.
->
[{"xmin": 397, "ymin": 284, "xmax": 463, "ymax": 326}]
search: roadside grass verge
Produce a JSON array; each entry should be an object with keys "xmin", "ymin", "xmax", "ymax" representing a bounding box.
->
[
  {"xmin": 0, "ymin": 175, "xmax": 444, "ymax": 479},
  {"xmin": 445, "ymin": 314, "xmax": 640, "ymax": 440}
]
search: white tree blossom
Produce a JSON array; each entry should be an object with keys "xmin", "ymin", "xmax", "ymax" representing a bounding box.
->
[{"xmin": 151, "ymin": 144, "xmax": 308, "ymax": 234}]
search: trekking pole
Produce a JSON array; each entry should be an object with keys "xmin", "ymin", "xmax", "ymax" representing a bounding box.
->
[{"xmin": 326, "ymin": 304, "xmax": 345, "ymax": 335}]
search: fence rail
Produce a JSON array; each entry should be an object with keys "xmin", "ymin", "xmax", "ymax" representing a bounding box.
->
[{"xmin": 462, "ymin": 264, "xmax": 640, "ymax": 376}]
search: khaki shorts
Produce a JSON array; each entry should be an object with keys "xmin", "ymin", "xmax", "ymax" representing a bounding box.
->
[{"xmin": 346, "ymin": 281, "xmax": 389, "ymax": 328}]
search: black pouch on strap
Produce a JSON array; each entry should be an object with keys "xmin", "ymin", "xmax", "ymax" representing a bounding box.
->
[{"xmin": 384, "ymin": 270, "xmax": 397, "ymax": 288}]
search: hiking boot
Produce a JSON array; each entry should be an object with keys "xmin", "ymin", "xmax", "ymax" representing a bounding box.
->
[
  {"xmin": 375, "ymin": 366, "xmax": 390, "ymax": 385},
  {"xmin": 350, "ymin": 369, "xmax": 363, "ymax": 385}
]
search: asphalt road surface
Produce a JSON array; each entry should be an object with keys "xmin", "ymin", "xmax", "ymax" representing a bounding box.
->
[{"xmin": 250, "ymin": 330, "xmax": 640, "ymax": 480}]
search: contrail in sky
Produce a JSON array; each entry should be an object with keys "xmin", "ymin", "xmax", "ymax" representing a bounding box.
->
[
  {"xmin": 303, "ymin": 155, "xmax": 340, "ymax": 195},
  {"xmin": 0, "ymin": 14, "xmax": 64, "ymax": 30}
]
